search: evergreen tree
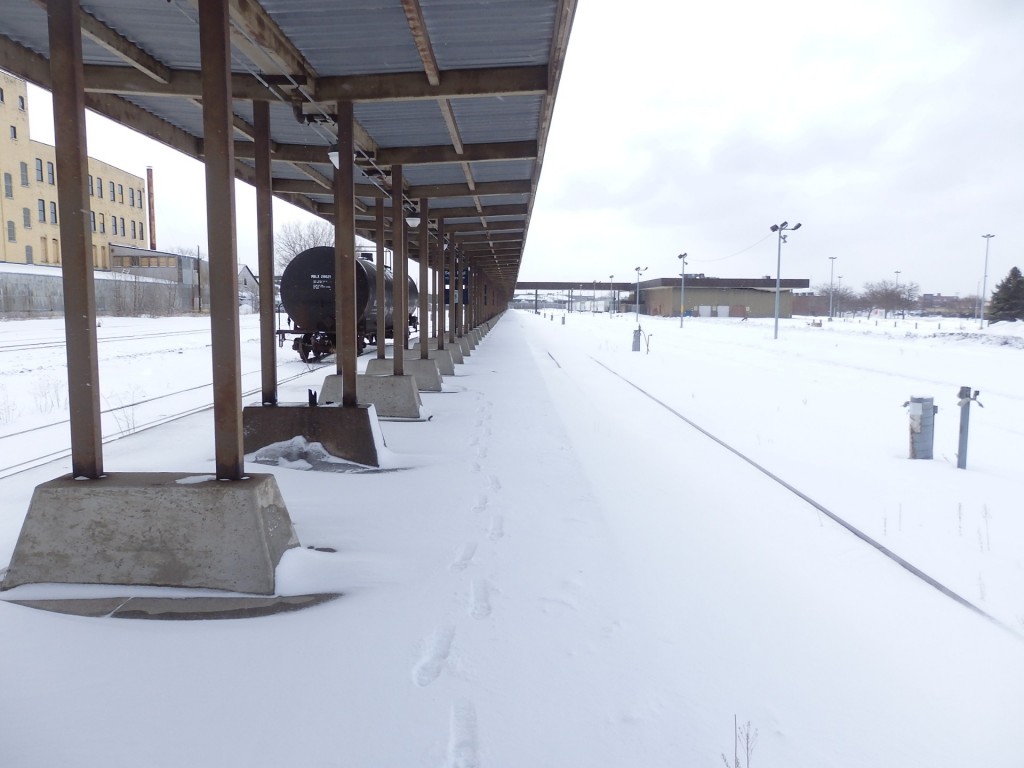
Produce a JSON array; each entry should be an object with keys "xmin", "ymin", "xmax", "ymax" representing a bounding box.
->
[{"xmin": 988, "ymin": 267, "xmax": 1024, "ymax": 322}]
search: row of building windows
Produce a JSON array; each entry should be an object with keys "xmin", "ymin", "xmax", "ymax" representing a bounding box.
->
[
  {"xmin": 8, "ymin": 158, "xmax": 143, "ymax": 209},
  {"xmin": 0, "ymin": 89, "xmax": 26, "ymax": 110},
  {"xmin": 7, "ymin": 205, "xmax": 145, "ymax": 242}
]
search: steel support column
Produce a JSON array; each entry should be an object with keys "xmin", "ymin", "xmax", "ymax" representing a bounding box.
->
[
  {"xmin": 375, "ymin": 198, "xmax": 386, "ymax": 360},
  {"xmin": 391, "ymin": 165, "xmax": 406, "ymax": 376},
  {"xmin": 48, "ymin": 0, "xmax": 102, "ymax": 479},
  {"xmin": 198, "ymin": 0, "xmax": 244, "ymax": 480},
  {"xmin": 334, "ymin": 101, "xmax": 358, "ymax": 406},
  {"xmin": 419, "ymin": 199, "xmax": 430, "ymax": 359},
  {"xmin": 448, "ymin": 239, "xmax": 457, "ymax": 344},
  {"xmin": 253, "ymin": 100, "xmax": 276, "ymax": 405},
  {"xmin": 436, "ymin": 218, "xmax": 445, "ymax": 350}
]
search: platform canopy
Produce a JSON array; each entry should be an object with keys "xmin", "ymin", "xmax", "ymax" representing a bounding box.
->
[{"xmin": 0, "ymin": 0, "xmax": 576, "ymax": 294}]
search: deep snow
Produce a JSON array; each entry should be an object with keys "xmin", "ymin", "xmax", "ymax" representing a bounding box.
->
[{"xmin": 0, "ymin": 309, "xmax": 1021, "ymax": 767}]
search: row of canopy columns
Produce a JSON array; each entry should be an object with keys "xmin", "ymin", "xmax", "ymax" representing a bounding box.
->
[{"xmin": 1, "ymin": 0, "xmax": 503, "ymax": 599}]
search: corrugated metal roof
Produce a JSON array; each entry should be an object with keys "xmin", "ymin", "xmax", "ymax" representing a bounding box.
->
[{"xmin": 1, "ymin": 0, "xmax": 578, "ymax": 291}]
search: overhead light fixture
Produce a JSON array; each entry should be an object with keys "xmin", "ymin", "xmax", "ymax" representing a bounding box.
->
[
  {"xmin": 407, "ymin": 217, "xmax": 421, "ymax": 228},
  {"xmin": 327, "ymin": 143, "xmax": 340, "ymax": 169}
]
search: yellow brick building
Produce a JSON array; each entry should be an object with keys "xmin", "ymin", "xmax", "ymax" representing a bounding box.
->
[{"xmin": 0, "ymin": 70, "xmax": 148, "ymax": 269}]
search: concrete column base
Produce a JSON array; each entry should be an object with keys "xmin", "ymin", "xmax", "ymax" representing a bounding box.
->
[
  {"xmin": 458, "ymin": 336, "xmax": 472, "ymax": 357},
  {"xmin": 404, "ymin": 358, "xmax": 443, "ymax": 391},
  {"xmin": 243, "ymin": 402, "xmax": 383, "ymax": 467},
  {"xmin": 320, "ymin": 373, "xmax": 426, "ymax": 420},
  {"xmin": 363, "ymin": 358, "xmax": 444, "ymax": 391},
  {"xmin": 422, "ymin": 348, "xmax": 456, "ymax": 376},
  {"xmin": 446, "ymin": 342, "xmax": 464, "ymax": 364},
  {"xmin": 365, "ymin": 357, "xmax": 397, "ymax": 377},
  {"xmin": 1, "ymin": 473, "xmax": 298, "ymax": 595}
]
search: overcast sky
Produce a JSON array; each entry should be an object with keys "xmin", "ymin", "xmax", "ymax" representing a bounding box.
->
[{"xmin": 24, "ymin": 0, "xmax": 1024, "ymax": 297}]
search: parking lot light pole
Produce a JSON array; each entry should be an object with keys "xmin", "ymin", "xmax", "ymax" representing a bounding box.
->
[
  {"xmin": 678, "ymin": 253, "xmax": 687, "ymax": 328},
  {"xmin": 608, "ymin": 274, "xmax": 614, "ymax": 317},
  {"xmin": 769, "ymin": 221, "xmax": 802, "ymax": 339},
  {"xmin": 634, "ymin": 266, "xmax": 647, "ymax": 323},
  {"xmin": 828, "ymin": 256, "xmax": 837, "ymax": 319},
  {"xmin": 980, "ymin": 234, "xmax": 994, "ymax": 329}
]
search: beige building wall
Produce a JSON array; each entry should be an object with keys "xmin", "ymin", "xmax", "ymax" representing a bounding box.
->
[{"xmin": 1, "ymin": 71, "xmax": 148, "ymax": 270}]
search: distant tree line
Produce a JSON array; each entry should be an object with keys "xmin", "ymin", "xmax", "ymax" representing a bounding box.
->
[{"xmin": 813, "ymin": 266, "xmax": 1024, "ymax": 322}]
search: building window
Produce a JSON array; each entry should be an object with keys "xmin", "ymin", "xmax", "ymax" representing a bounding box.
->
[
  {"xmin": 37, "ymin": 199, "xmax": 45, "ymax": 222},
  {"xmin": 47, "ymin": 161, "xmax": 55, "ymax": 185},
  {"xmin": 25, "ymin": 245, "xmax": 33, "ymax": 264},
  {"xmin": 138, "ymin": 221, "xmax": 144, "ymax": 241},
  {"xmin": 88, "ymin": 175, "xmax": 94, "ymax": 196},
  {"xmin": 109, "ymin": 181, "xmax": 115, "ymax": 199},
  {"xmin": 131, "ymin": 220, "xmax": 137, "ymax": 239},
  {"xmin": 96, "ymin": 176, "xmax": 103, "ymax": 199},
  {"xmin": 3, "ymin": 172, "xmax": 11, "ymax": 198},
  {"xmin": 23, "ymin": 208, "xmax": 31, "ymax": 229},
  {"xmin": 118, "ymin": 184, "xmax": 124, "ymax": 203},
  {"xmin": 137, "ymin": 188, "xmax": 143, "ymax": 208},
  {"xmin": 129, "ymin": 187, "xmax": 135, "ymax": 207},
  {"xmin": 20, "ymin": 161, "xmax": 29, "ymax": 186},
  {"xmin": 120, "ymin": 217, "xmax": 125, "ymax": 235},
  {"xmin": 18, "ymin": 95, "xmax": 25, "ymax": 111},
  {"xmin": 6, "ymin": 221, "xmax": 15, "ymax": 242},
  {"xmin": 49, "ymin": 201, "xmax": 57, "ymax": 224},
  {"xmin": 111, "ymin": 217, "xmax": 118, "ymax": 236},
  {"xmin": 0, "ymin": 87, "xmax": 4, "ymax": 102},
  {"xmin": 35, "ymin": 158, "xmax": 43, "ymax": 181},
  {"xmin": 9, "ymin": 125, "xmax": 16, "ymax": 140},
  {"xmin": 99, "ymin": 213, "xmax": 105, "ymax": 233},
  {"xmin": 90, "ymin": 211, "xmax": 96, "ymax": 232}
]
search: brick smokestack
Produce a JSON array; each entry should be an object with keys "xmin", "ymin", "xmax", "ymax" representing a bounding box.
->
[{"xmin": 146, "ymin": 166, "xmax": 156, "ymax": 250}]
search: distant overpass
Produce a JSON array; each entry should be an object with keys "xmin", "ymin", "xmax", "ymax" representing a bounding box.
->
[{"xmin": 516, "ymin": 277, "xmax": 810, "ymax": 292}]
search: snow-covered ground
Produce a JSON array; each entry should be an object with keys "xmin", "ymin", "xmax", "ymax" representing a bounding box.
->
[{"xmin": 0, "ymin": 309, "xmax": 1021, "ymax": 767}]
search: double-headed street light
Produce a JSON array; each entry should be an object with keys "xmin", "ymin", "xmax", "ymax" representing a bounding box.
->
[
  {"xmin": 769, "ymin": 221, "xmax": 802, "ymax": 339},
  {"xmin": 980, "ymin": 234, "xmax": 995, "ymax": 329},
  {"xmin": 634, "ymin": 266, "xmax": 647, "ymax": 323},
  {"xmin": 678, "ymin": 253, "xmax": 687, "ymax": 328}
]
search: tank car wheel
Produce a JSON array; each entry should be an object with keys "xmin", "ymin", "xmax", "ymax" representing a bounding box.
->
[{"xmin": 299, "ymin": 334, "xmax": 313, "ymax": 363}]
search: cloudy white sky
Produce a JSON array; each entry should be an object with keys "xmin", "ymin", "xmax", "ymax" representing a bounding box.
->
[
  {"xmin": 23, "ymin": 0, "xmax": 1024, "ymax": 297},
  {"xmin": 526, "ymin": 0, "xmax": 1024, "ymax": 297}
]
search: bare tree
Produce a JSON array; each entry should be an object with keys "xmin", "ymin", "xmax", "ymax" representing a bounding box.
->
[
  {"xmin": 170, "ymin": 245, "xmax": 203, "ymax": 260},
  {"xmin": 275, "ymin": 219, "xmax": 334, "ymax": 271}
]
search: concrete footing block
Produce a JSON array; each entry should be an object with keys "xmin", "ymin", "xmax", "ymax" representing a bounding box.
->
[
  {"xmin": 1, "ymin": 473, "xmax": 299, "ymax": 595},
  {"xmin": 424, "ymin": 348, "xmax": 455, "ymax": 376},
  {"xmin": 404, "ymin": 358, "xmax": 443, "ymax": 391},
  {"xmin": 243, "ymin": 402, "xmax": 383, "ymax": 467},
  {"xmin": 458, "ymin": 336, "xmax": 472, "ymax": 356},
  {"xmin": 320, "ymin": 373, "xmax": 426, "ymax": 420}
]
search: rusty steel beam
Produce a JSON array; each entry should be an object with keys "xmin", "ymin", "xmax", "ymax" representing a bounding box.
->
[
  {"xmin": 436, "ymin": 218, "xmax": 446, "ymax": 350},
  {"xmin": 375, "ymin": 198, "xmax": 387, "ymax": 361},
  {"xmin": 254, "ymin": 100, "xmax": 277, "ymax": 406},
  {"xmin": 391, "ymin": 165, "xmax": 406, "ymax": 376},
  {"xmin": 418, "ymin": 198, "xmax": 430, "ymax": 360},
  {"xmin": 334, "ymin": 101, "xmax": 358, "ymax": 406},
  {"xmin": 199, "ymin": 0, "xmax": 244, "ymax": 480},
  {"xmin": 377, "ymin": 140, "xmax": 538, "ymax": 167},
  {"xmin": 48, "ymin": 0, "xmax": 102, "ymax": 479}
]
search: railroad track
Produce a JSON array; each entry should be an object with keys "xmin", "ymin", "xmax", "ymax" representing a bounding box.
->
[{"xmin": 0, "ymin": 364, "xmax": 329, "ymax": 481}]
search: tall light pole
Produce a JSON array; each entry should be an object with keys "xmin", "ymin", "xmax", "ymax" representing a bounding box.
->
[
  {"xmin": 592, "ymin": 279, "xmax": 597, "ymax": 314},
  {"xmin": 836, "ymin": 275, "xmax": 843, "ymax": 317},
  {"xmin": 770, "ymin": 221, "xmax": 802, "ymax": 339},
  {"xmin": 678, "ymin": 252, "xmax": 687, "ymax": 328},
  {"xmin": 894, "ymin": 270, "xmax": 901, "ymax": 318},
  {"xmin": 634, "ymin": 266, "xmax": 647, "ymax": 323},
  {"xmin": 608, "ymin": 274, "xmax": 614, "ymax": 317},
  {"xmin": 980, "ymin": 234, "xmax": 995, "ymax": 329},
  {"xmin": 828, "ymin": 256, "xmax": 837, "ymax": 319}
]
